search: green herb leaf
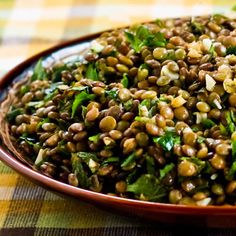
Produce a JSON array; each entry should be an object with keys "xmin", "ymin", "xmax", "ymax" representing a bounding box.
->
[
  {"xmin": 146, "ymin": 155, "xmax": 155, "ymax": 175},
  {"xmin": 226, "ymin": 46, "xmax": 236, "ymax": 56},
  {"xmin": 102, "ymin": 157, "xmax": 119, "ymax": 166},
  {"xmin": 134, "ymin": 116, "xmax": 150, "ymax": 123},
  {"xmin": 155, "ymin": 18, "xmax": 165, "ymax": 28},
  {"xmin": 88, "ymin": 133, "xmax": 100, "ymax": 144},
  {"xmin": 31, "ymin": 58, "xmax": 47, "ymax": 81},
  {"xmin": 124, "ymin": 31, "xmax": 141, "ymax": 53},
  {"xmin": 159, "ymin": 163, "xmax": 174, "ymax": 180},
  {"xmin": 127, "ymin": 174, "xmax": 166, "ymax": 201},
  {"xmin": 226, "ymin": 162, "xmax": 236, "ymax": 181},
  {"xmin": 51, "ymin": 64, "xmax": 67, "ymax": 82},
  {"xmin": 27, "ymin": 101, "xmax": 44, "ymax": 109},
  {"xmin": 20, "ymin": 85, "xmax": 30, "ymax": 96},
  {"xmin": 123, "ymin": 99, "xmax": 133, "ymax": 111},
  {"xmin": 219, "ymin": 123, "xmax": 228, "ymax": 135},
  {"xmin": 212, "ymin": 14, "xmax": 227, "ymax": 23},
  {"xmin": 6, "ymin": 108, "xmax": 24, "ymax": 123},
  {"xmin": 197, "ymin": 136, "xmax": 206, "ymax": 144},
  {"xmin": 153, "ymin": 131, "xmax": 180, "ymax": 152},
  {"xmin": 105, "ymin": 88, "xmax": 119, "ymax": 99},
  {"xmin": 71, "ymin": 91, "xmax": 96, "ymax": 118},
  {"xmin": 190, "ymin": 20, "xmax": 204, "ymax": 35},
  {"xmin": 81, "ymin": 105, "xmax": 88, "ymax": 120},
  {"xmin": 36, "ymin": 118, "xmax": 50, "ymax": 131},
  {"xmin": 209, "ymin": 44, "xmax": 216, "ymax": 57},
  {"xmin": 146, "ymin": 31, "xmax": 167, "ymax": 47},
  {"xmin": 201, "ymin": 118, "xmax": 216, "ymax": 129},
  {"xmin": 232, "ymin": 4, "xmax": 236, "ymax": 11},
  {"xmin": 225, "ymin": 111, "xmax": 236, "ymax": 134},
  {"xmin": 121, "ymin": 153, "xmax": 136, "ymax": 170},
  {"xmin": 140, "ymin": 99, "xmax": 151, "ymax": 109},
  {"xmin": 19, "ymin": 136, "xmax": 36, "ymax": 146},
  {"xmin": 226, "ymin": 141, "xmax": 236, "ymax": 180},
  {"xmin": 86, "ymin": 63, "xmax": 99, "ymax": 81},
  {"xmin": 121, "ymin": 73, "xmax": 129, "ymax": 88},
  {"xmin": 44, "ymin": 82, "xmax": 63, "ymax": 95},
  {"xmin": 77, "ymin": 152, "xmax": 98, "ymax": 163},
  {"xmin": 232, "ymin": 140, "xmax": 236, "ymax": 162},
  {"xmin": 126, "ymin": 168, "xmax": 141, "ymax": 184},
  {"xmin": 71, "ymin": 155, "xmax": 89, "ymax": 188},
  {"xmin": 70, "ymin": 86, "xmax": 89, "ymax": 92},
  {"xmin": 124, "ymin": 25, "xmax": 166, "ymax": 53}
]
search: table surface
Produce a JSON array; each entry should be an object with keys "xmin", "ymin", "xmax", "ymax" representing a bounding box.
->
[{"xmin": 0, "ymin": 0, "xmax": 235, "ymax": 235}]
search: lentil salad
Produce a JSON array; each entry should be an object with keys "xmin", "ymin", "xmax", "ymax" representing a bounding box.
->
[{"xmin": 2, "ymin": 15, "xmax": 236, "ymax": 206}]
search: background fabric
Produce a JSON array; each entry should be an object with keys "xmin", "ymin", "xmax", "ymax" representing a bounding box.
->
[{"xmin": 0, "ymin": 0, "xmax": 235, "ymax": 235}]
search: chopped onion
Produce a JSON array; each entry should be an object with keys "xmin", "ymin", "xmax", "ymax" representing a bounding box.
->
[
  {"xmin": 182, "ymin": 127, "xmax": 192, "ymax": 133},
  {"xmin": 196, "ymin": 197, "xmax": 212, "ymax": 206},
  {"xmin": 91, "ymin": 41, "xmax": 104, "ymax": 53},
  {"xmin": 171, "ymin": 95, "xmax": 186, "ymax": 108},
  {"xmin": 161, "ymin": 65, "xmax": 179, "ymax": 80},
  {"xmin": 194, "ymin": 112, "xmax": 207, "ymax": 124},
  {"xmin": 34, "ymin": 149, "xmax": 45, "ymax": 165},
  {"xmin": 213, "ymin": 99, "xmax": 222, "ymax": 109},
  {"xmin": 205, "ymin": 74, "xmax": 216, "ymax": 91},
  {"xmin": 89, "ymin": 159, "xmax": 100, "ymax": 173},
  {"xmin": 202, "ymin": 38, "xmax": 212, "ymax": 52}
]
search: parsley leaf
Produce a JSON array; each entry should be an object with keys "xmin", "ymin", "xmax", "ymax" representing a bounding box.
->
[
  {"xmin": 226, "ymin": 46, "xmax": 236, "ymax": 56},
  {"xmin": 88, "ymin": 133, "xmax": 101, "ymax": 144},
  {"xmin": 121, "ymin": 152, "xmax": 136, "ymax": 170},
  {"xmin": 155, "ymin": 18, "xmax": 165, "ymax": 28},
  {"xmin": 225, "ymin": 111, "xmax": 236, "ymax": 134},
  {"xmin": 159, "ymin": 163, "xmax": 175, "ymax": 180},
  {"xmin": 6, "ymin": 108, "xmax": 24, "ymax": 123},
  {"xmin": 201, "ymin": 119, "xmax": 216, "ymax": 129},
  {"xmin": 31, "ymin": 59, "xmax": 47, "ymax": 81},
  {"xmin": 71, "ymin": 155, "xmax": 89, "ymax": 188},
  {"xmin": 226, "ymin": 140, "xmax": 236, "ymax": 180},
  {"xmin": 19, "ymin": 136, "xmax": 36, "ymax": 146},
  {"xmin": 197, "ymin": 136, "xmax": 206, "ymax": 144},
  {"xmin": 190, "ymin": 20, "xmax": 204, "ymax": 35},
  {"xmin": 105, "ymin": 88, "xmax": 119, "ymax": 99},
  {"xmin": 153, "ymin": 131, "xmax": 180, "ymax": 151},
  {"xmin": 127, "ymin": 174, "xmax": 167, "ymax": 201},
  {"xmin": 121, "ymin": 73, "xmax": 129, "ymax": 88},
  {"xmin": 71, "ymin": 91, "xmax": 96, "ymax": 118},
  {"xmin": 146, "ymin": 155, "xmax": 155, "ymax": 175},
  {"xmin": 86, "ymin": 63, "xmax": 99, "ymax": 81},
  {"xmin": 124, "ymin": 25, "xmax": 167, "ymax": 53},
  {"xmin": 102, "ymin": 157, "xmax": 119, "ymax": 166},
  {"xmin": 44, "ymin": 82, "xmax": 63, "ymax": 95},
  {"xmin": 51, "ymin": 64, "xmax": 67, "ymax": 82},
  {"xmin": 77, "ymin": 152, "xmax": 98, "ymax": 162}
]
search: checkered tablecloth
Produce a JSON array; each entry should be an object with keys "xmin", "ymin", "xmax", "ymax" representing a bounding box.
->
[{"xmin": 0, "ymin": 0, "xmax": 235, "ymax": 235}]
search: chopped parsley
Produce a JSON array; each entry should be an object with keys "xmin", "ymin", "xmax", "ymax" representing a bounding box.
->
[{"xmin": 124, "ymin": 25, "xmax": 167, "ymax": 53}]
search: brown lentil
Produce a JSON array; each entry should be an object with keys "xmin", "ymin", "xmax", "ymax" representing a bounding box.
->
[{"xmin": 99, "ymin": 116, "xmax": 117, "ymax": 132}]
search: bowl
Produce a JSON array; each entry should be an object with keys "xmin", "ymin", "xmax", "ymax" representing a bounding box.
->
[{"xmin": 1, "ymin": 31, "xmax": 236, "ymax": 228}]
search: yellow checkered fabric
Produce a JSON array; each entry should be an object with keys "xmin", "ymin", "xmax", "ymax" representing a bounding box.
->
[{"xmin": 0, "ymin": 0, "xmax": 235, "ymax": 235}]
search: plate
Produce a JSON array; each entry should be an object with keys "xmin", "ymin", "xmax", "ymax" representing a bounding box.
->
[{"xmin": 1, "ymin": 32, "xmax": 236, "ymax": 228}]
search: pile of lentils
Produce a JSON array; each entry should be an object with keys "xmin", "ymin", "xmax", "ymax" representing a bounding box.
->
[{"xmin": 5, "ymin": 15, "xmax": 236, "ymax": 205}]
